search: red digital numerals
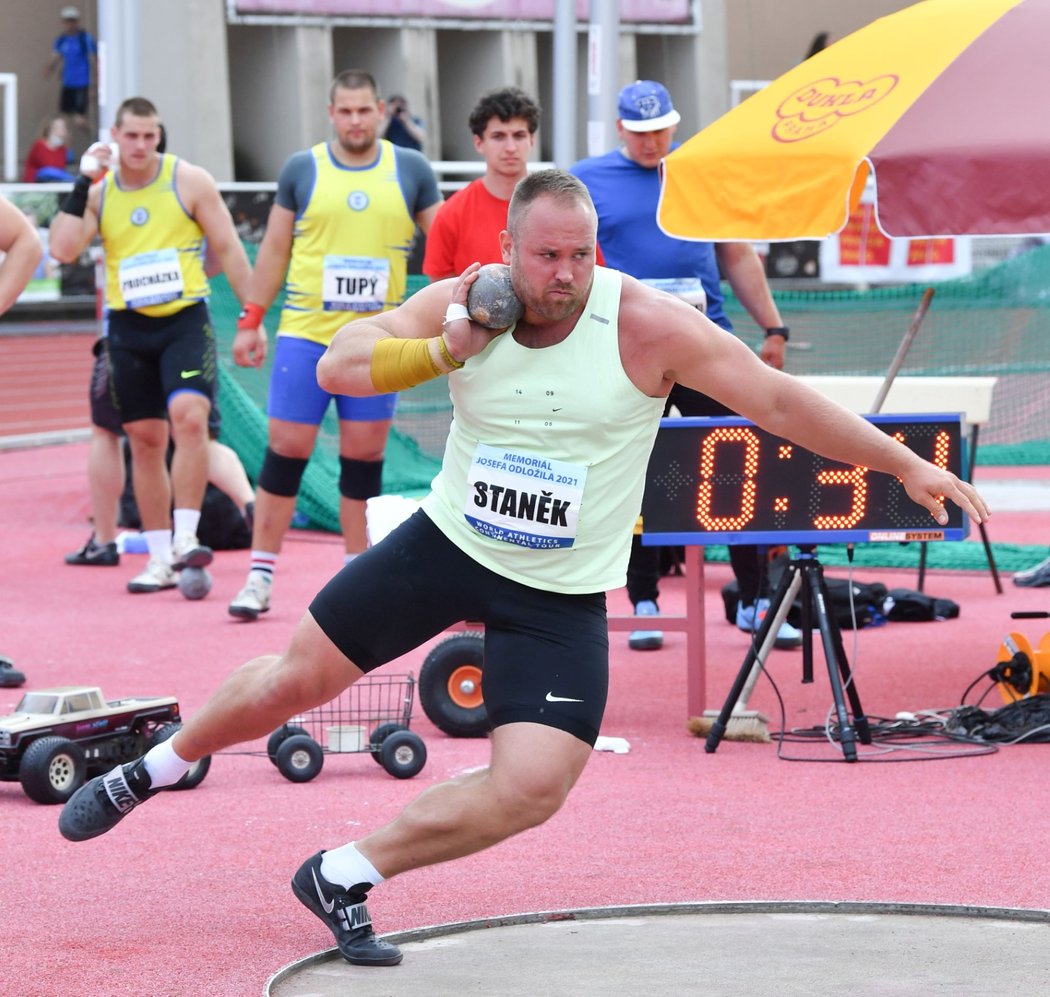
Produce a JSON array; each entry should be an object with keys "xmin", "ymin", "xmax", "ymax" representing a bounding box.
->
[{"xmin": 695, "ymin": 427, "xmax": 760, "ymax": 530}]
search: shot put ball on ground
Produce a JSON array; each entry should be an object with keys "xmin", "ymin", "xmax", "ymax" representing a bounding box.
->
[{"xmin": 178, "ymin": 566, "xmax": 213, "ymax": 600}]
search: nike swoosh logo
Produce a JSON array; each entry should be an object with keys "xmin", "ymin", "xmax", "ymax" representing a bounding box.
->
[
  {"xmin": 180, "ymin": 369, "xmax": 202, "ymax": 379},
  {"xmin": 546, "ymin": 692, "xmax": 584, "ymax": 703},
  {"xmin": 312, "ymin": 869, "xmax": 335, "ymax": 914}
]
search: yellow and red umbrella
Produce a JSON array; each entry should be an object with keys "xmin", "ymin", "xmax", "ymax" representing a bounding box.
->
[{"xmin": 659, "ymin": 0, "xmax": 1050, "ymax": 241}]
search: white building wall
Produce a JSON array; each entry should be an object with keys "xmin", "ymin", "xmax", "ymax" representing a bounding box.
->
[
  {"xmin": 0, "ymin": 0, "xmax": 916, "ymax": 184},
  {"xmin": 136, "ymin": 0, "xmax": 234, "ymax": 178}
]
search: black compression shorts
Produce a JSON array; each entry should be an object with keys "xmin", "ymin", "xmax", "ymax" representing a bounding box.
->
[
  {"xmin": 90, "ymin": 335, "xmax": 222, "ymax": 436},
  {"xmin": 309, "ymin": 510, "xmax": 610, "ymax": 745},
  {"xmin": 106, "ymin": 301, "xmax": 216, "ymax": 424}
]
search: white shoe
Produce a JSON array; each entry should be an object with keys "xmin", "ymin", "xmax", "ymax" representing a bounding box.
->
[
  {"xmin": 127, "ymin": 557, "xmax": 177, "ymax": 594},
  {"xmin": 172, "ymin": 533, "xmax": 213, "ymax": 570},
  {"xmin": 228, "ymin": 572, "xmax": 272, "ymax": 620}
]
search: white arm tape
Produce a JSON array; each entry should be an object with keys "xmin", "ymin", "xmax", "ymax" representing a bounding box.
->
[{"xmin": 444, "ymin": 303, "xmax": 471, "ymax": 323}]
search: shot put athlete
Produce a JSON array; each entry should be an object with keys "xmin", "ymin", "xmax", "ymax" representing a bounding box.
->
[{"xmin": 59, "ymin": 170, "xmax": 989, "ymax": 969}]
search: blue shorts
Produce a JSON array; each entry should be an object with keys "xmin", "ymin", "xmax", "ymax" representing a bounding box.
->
[{"xmin": 268, "ymin": 335, "xmax": 397, "ymax": 425}]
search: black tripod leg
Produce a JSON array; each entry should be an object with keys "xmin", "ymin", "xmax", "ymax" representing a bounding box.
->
[
  {"xmin": 804, "ymin": 565, "xmax": 859, "ymax": 762},
  {"xmin": 815, "ymin": 573, "xmax": 872, "ymax": 746},
  {"xmin": 705, "ymin": 564, "xmax": 801, "ymax": 753}
]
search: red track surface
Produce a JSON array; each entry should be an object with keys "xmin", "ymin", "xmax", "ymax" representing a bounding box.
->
[
  {"xmin": 3, "ymin": 437, "xmax": 1049, "ymax": 996},
  {"xmin": 0, "ymin": 330, "xmax": 95, "ymax": 438}
]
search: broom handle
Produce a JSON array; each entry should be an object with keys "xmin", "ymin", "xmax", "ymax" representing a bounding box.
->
[
  {"xmin": 871, "ymin": 287, "xmax": 935, "ymax": 414},
  {"xmin": 735, "ymin": 572, "xmax": 803, "ymax": 711}
]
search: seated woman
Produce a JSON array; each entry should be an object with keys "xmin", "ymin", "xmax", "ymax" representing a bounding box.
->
[{"xmin": 23, "ymin": 116, "xmax": 75, "ymax": 182}]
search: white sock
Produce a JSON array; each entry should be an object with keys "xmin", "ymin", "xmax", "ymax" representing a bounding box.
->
[
  {"xmin": 320, "ymin": 842, "xmax": 384, "ymax": 890},
  {"xmin": 173, "ymin": 508, "xmax": 201, "ymax": 539},
  {"xmin": 250, "ymin": 550, "xmax": 277, "ymax": 579},
  {"xmin": 142, "ymin": 736, "xmax": 193, "ymax": 789},
  {"xmin": 144, "ymin": 529, "xmax": 172, "ymax": 562}
]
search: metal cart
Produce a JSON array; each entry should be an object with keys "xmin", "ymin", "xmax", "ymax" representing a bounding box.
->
[{"xmin": 266, "ymin": 673, "xmax": 426, "ymax": 782}]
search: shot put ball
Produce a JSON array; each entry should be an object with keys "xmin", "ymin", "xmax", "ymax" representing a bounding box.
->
[
  {"xmin": 467, "ymin": 264, "xmax": 524, "ymax": 329},
  {"xmin": 178, "ymin": 566, "xmax": 213, "ymax": 601}
]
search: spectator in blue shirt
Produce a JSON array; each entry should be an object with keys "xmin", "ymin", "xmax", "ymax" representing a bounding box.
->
[{"xmin": 45, "ymin": 6, "xmax": 97, "ymax": 140}]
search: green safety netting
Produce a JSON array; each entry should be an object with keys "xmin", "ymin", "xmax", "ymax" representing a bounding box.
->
[{"xmin": 209, "ymin": 246, "xmax": 1050, "ymax": 568}]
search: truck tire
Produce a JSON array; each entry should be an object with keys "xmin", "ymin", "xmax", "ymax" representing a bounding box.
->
[
  {"xmin": 275, "ymin": 734, "xmax": 324, "ymax": 783},
  {"xmin": 20, "ymin": 736, "xmax": 87, "ymax": 804},
  {"xmin": 147, "ymin": 721, "xmax": 212, "ymax": 790},
  {"xmin": 418, "ymin": 633, "xmax": 490, "ymax": 738}
]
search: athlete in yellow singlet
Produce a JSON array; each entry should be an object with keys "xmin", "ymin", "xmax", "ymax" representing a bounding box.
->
[
  {"xmin": 50, "ymin": 96, "xmax": 253, "ymax": 595},
  {"xmin": 228, "ymin": 69, "xmax": 441, "ymax": 621}
]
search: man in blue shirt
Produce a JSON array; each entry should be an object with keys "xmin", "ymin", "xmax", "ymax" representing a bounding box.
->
[
  {"xmin": 571, "ymin": 80, "xmax": 802, "ymax": 652},
  {"xmin": 45, "ymin": 7, "xmax": 96, "ymax": 139}
]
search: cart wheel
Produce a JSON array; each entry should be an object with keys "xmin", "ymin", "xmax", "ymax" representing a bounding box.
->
[
  {"xmin": 147, "ymin": 721, "xmax": 211, "ymax": 790},
  {"xmin": 369, "ymin": 723, "xmax": 408, "ymax": 765},
  {"xmin": 19, "ymin": 736, "xmax": 86, "ymax": 804},
  {"xmin": 379, "ymin": 730, "xmax": 427, "ymax": 779},
  {"xmin": 275, "ymin": 734, "xmax": 324, "ymax": 783},
  {"xmin": 266, "ymin": 724, "xmax": 310, "ymax": 767},
  {"xmin": 419, "ymin": 633, "xmax": 490, "ymax": 738}
]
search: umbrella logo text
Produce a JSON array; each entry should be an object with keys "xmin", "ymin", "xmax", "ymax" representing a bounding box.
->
[{"xmin": 773, "ymin": 75, "xmax": 898, "ymax": 143}]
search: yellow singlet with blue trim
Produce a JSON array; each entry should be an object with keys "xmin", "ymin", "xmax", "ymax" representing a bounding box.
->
[
  {"xmin": 99, "ymin": 153, "xmax": 208, "ymax": 318},
  {"xmin": 279, "ymin": 141, "xmax": 417, "ymax": 346}
]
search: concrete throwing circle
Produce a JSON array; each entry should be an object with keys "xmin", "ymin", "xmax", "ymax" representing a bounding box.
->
[{"xmin": 266, "ymin": 901, "xmax": 1050, "ymax": 996}]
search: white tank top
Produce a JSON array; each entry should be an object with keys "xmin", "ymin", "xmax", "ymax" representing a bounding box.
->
[{"xmin": 423, "ymin": 266, "xmax": 665, "ymax": 593}]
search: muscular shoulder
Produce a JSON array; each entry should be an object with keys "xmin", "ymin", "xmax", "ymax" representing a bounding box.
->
[
  {"xmin": 172, "ymin": 157, "xmax": 213, "ymax": 189},
  {"xmin": 617, "ymin": 273, "xmax": 719, "ymax": 393},
  {"xmin": 172, "ymin": 158, "xmax": 220, "ymax": 210}
]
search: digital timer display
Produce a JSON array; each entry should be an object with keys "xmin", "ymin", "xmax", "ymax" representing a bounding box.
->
[{"xmin": 641, "ymin": 413, "xmax": 968, "ymax": 545}]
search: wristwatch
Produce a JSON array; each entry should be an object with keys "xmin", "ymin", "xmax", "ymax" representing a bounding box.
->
[{"xmin": 764, "ymin": 326, "xmax": 790, "ymax": 341}]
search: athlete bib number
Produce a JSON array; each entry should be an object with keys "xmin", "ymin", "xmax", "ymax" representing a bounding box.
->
[
  {"xmin": 118, "ymin": 249, "xmax": 184, "ymax": 308},
  {"xmin": 464, "ymin": 444, "xmax": 587, "ymax": 549},
  {"xmin": 322, "ymin": 256, "xmax": 389, "ymax": 312}
]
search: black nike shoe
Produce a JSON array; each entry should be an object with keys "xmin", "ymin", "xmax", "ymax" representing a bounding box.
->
[
  {"xmin": 59, "ymin": 759, "xmax": 156, "ymax": 842},
  {"xmin": 291, "ymin": 852, "xmax": 403, "ymax": 966},
  {"xmin": 65, "ymin": 534, "xmax": 120, "ymax": 566}
]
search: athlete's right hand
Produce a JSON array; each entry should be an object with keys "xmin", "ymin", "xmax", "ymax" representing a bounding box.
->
[
  {"xmin": 233, "ymin": 323, "xmax": 268, "ymax": 368},
  {"xmin": 442, "ymin": 262, "xmax": 512, "ymax": 362},
  {"xmin": 78, "ymin": 142, "xmax": 114, "ymax": 182}
]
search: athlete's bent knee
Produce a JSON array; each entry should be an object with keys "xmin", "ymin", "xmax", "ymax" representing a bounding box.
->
[
  {"xmin": 339, "ymin": 457, "xmax": 383, "ymax": 500},
  {"xmin": 496, "ymin": 778, "xmax": 570, "ymax": 833},
  {"xmin": 258, "ymin": 448, "xmax": 308, "ymax": 497}
]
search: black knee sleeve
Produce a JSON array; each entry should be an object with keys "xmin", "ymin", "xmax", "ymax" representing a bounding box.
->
[
  {"xmin": 258, "ymin": 448, "xmax": 308, "ymax": 498},
  {"xmin": 339, "ymin": 457, "xmax": 383, "ymax": 500}
]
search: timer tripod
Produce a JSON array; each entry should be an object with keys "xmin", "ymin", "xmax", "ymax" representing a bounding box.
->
[{"xmin": 704, "ymin": 545, "xmax": 872, "ymax": 761}]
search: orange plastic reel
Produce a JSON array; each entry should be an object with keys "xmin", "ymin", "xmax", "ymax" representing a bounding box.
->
[{"xmin": 995, "ymin": 632, "xmax": 1050, "ymax": 703}]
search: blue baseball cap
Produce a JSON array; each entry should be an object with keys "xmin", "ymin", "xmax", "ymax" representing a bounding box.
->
[{"xmin": 617, "ymin": 80, "xmax": 681, "ymax": 132}]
